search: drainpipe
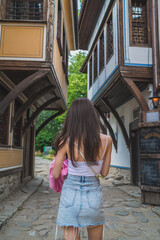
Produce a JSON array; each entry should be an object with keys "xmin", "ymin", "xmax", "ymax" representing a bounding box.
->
[{"xmin": 151, "ymin": 0, "xmax": 159, "ymax": 95}]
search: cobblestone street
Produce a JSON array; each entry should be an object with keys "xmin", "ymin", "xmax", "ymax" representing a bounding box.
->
[{"xmin": 0, "ymin": 157, "xmax": 160, "ymax": 240}]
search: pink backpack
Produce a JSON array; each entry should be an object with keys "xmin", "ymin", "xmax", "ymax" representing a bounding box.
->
[{"xmin": 49, "ymin": 155, "xmax": 68, "ymax": 193}]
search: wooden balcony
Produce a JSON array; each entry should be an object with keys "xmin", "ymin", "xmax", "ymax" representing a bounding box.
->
[{"xmin": 0, "ymin": 0, "xmax": 78, "ymax": 113}]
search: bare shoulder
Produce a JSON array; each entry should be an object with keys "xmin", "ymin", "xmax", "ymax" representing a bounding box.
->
[{"xmin": 100, "ymin": 133, "xmax": 112, "ymax": 147}]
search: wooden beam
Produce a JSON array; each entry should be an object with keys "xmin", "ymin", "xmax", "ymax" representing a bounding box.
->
[
  {"xmin": 101, "ymin": 98, "xmax": 130, "ymax": 149},
  {"xmin": 99, "ymin": 120, "xmax": 107, "ymax": 135},
  {"xmin": 12, "ymin": 85, "xmax": 56, "ymax": 130},
  {"xmin": 122, "ymin": 77, "xmax": 149, "ymax": 111},
  {"xmin": 0, "ymin": 70, "xmax": 49, "ymax": 114},
  {"xmin": 23, "ymin": 96, "xmax": 60, "ymax": 134},
  {"xmin": 36, "ymin": 110, "xmax": 63, "ymax": 136},
  {"xmin": 95, "ymin": 106, "xmax": 117, "ymax": 150}
]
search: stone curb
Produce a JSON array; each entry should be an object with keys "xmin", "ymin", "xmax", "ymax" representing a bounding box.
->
[{"xmin": 0, "ymin": 177, "xmax": 43, "ymax": 230}]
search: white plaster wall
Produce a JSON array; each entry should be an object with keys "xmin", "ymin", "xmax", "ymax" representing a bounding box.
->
[
  {"xmin": 109, "ymin": 87, "xmax": 153, "ymax": 168},
  {"xmin": 88, "ymin": 2, "xmax": 118, "ymax": 101},
  {"xmin": 123, "ymin": 0, "xmax": 152, "ymax": 66}
]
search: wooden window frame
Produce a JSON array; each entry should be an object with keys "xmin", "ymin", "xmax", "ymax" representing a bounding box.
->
[
  {"xmin": 129, "ymin": 0, "xmax": 151, "ymax": 47},
  {"xmin": 99, "ymin": 30, "xmax": 105, "ymax": 74},
  {"xmin": 89, "ymin": 57, "xmax": 92, "ymax": 89},
  {"xmin": 1, "ymin": 0, "xmax": 46, "ymax": 21},
  {"xmin": 93, "ymin": 45, "xmax": 98, "ymax": 82},
  {"xmin": 106, "ymin": 12, "xmax": 114, "ymax": 63}
]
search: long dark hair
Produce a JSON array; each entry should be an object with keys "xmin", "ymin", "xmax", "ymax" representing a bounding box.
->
[{"xmin": 54, "ymin": 98, "xmax": 101, "ymax": 166}]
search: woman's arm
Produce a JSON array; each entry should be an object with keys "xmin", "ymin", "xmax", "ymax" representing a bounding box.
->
[
  {"xmin": 52, "ymin": 142, "xmax": 67, "ymax": 179},
  {"xmin": 100, "ymin": 136, "xmax": 112, "ymax": 178}
]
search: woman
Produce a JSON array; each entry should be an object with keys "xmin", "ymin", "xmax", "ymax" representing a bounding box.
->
[{"xmin": 53, "ymin": 98, "xmax": 112, "ymax": 240}]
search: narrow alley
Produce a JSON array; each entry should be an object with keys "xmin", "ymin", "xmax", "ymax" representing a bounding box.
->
[{"xmin": 0, "ymin": 157, "xmax": 160, "ymax": 240}]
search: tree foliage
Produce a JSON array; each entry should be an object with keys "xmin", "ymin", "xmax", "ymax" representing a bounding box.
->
[{"xmin": 35, "ymin": 51, "xmax": 87, "ymax": 152}]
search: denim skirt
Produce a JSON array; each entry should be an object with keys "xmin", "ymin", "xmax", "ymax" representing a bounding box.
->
[{"xmin": 56, "ymin": 174, "xmax": 106, "ymax": 228}]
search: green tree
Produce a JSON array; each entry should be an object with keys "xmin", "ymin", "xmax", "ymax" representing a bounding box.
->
[{"xmin": 35, "ymin": 51, "xmax": 87, "ymax": 152}]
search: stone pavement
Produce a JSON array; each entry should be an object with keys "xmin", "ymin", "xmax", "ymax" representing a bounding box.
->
[{"xmin": 0, "ymin": 157, "xmax": 160, "ymax": 240}]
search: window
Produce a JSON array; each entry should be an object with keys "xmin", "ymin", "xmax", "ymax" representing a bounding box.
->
[
  {"xmin": 94, "ymin": 45, "xmax": 97, "ymax": 82},
  {"xmin": 57, "ymin": 0, "xmax": 63, "ymax": 55},
  {"xmin": 106, "ymin": 13, "xmax": 113, "ymax": 63},
  {"xmin": 5, "ymin": 0, "xmax": 43, "ymax": 20},
  {"xmin": 99, "ymin": 31, "xmax": 104, "ymax": 73},
  {"xmin": 13, "ymin": 100, "xmax": 22, "ymax": 148},
  {"xmin": 129, "ymin": 0, "xmax": 150, "ymax": 46},
  {"xmin": 89, "ymin": 57, "xmax": 92, "ymax": 89},
  {"xmin": 0, "ymin": 86, "xmax": 10, "ymax": 146}
]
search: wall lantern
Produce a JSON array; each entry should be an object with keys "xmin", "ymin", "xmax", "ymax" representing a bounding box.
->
[{"xmin": 149, "ymin": 95, "xmax": 160, "ymax": 109}]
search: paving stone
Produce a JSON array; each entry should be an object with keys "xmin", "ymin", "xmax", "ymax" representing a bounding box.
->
[
  {"xmin": 28, "ymin": 212, "xmax": 39, "ymax": 221},
  {"xmin": 39, "ymin": 229, "xmax": 49, "ymax": 237},
  {"xmin": 117, "ymin": 237, "xmax": 127, "ymax": 240},
  {"xmin": 33, "ymin": 224, "xmax": 49, "ymax": 231},
  {"xmin": 122, "ymin": 229, "xmax": 141, "ymax": 237},
  {"xmin": 125, "ymin": 201, "xmax": 140, "ymax": 208},
  {"xmin": 28, "ymin": 231, "xmax": 36, "ymax": 236},
  {"xmin": 115, "ymin": 211, "xmax": 129, "ymax": 216},
  {"xmin": 131, "ymin": 211, "xmax": 149, "ymax": 223},
  {"xmin": 152, "ymin": 206, "xmax": 160, "ymax": 217},
  {"xmin": 16, "ymin": 221, "xmax": 33, "ymax": 228}
]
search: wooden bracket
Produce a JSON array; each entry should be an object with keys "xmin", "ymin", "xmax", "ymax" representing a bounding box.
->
[
  {"xmin": 101, "ymin": 98, "xmax": 130, "ymax": 149},
  {"xmin": 23, "ymin": 96, "xmax": 60, "ymax": 134},
  {"xmin": 11, "ymin": 85, "xmax": 56, "ymax": 131},
  {"xmin": 122, "ymin": 77, "xmax": 149, "ymax": 111},
  {"xmin": 36, "ymin": 110, "xmax": 63, "ymax": 136},
  {"xmin": 95, "ymin": 105, "xmax": 117, "ymax": 151},
  {"xmin": 0, "ymin": 70, "xmax": 49, "ymax": 114}
]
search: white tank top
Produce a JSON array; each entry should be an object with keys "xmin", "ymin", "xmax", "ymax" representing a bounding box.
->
[{"xmin": 68, "ymin": 136, "xmax": 108, "ymax": 176}]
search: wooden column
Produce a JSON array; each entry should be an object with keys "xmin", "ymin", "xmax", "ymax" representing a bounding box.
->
[
  {"xmin": 95, "ymin": 106, "xmax": 117, "ymax": 150},
  {"xmin": 101, "ymin": 98, "xmax": 130, "ymax": 149}
]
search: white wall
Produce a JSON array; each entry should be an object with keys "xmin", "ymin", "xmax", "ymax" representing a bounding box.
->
[
  {"xmin": 109, "ymin": 87, "xmax": 153, "ymax": 168},
  {"xmin": 88, "ymin": 2, "xmax": 118, "ymax": 100}
]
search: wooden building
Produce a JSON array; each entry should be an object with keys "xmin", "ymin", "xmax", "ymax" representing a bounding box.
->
[
  {"xmin": 0, "ymin": 0, "xmax": 78, "ymax": 201},
  {"xmin": 79, "ymin": 0, "xmax": 160, "ymax": 190}
]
